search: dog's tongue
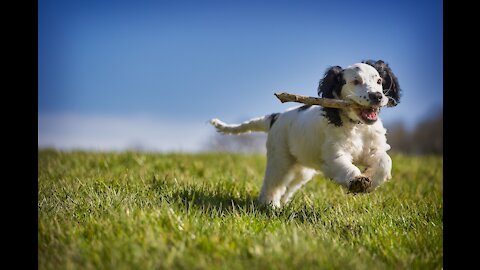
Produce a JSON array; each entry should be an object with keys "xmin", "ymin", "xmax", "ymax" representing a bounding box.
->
[{"xmin": 361, "ymin": 108, "xmax": 378, "ymax": 121}]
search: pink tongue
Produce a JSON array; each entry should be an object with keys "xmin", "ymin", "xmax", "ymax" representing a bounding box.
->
[{"xmin": 362, "ymin": 109, "xmax": 377, "ymax": 120}]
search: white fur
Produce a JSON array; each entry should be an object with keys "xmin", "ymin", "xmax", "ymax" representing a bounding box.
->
[{"xmin": 210, "ymin": 63, "xmax": 393, "ymax": 208}]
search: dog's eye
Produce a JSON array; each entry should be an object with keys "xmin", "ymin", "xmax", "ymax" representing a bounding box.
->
[
  {"xmin": 377, "ymin": 78, "xmax": 382, "ymax": 84},
  {"xmin": 352, "ymin": 79, "xmax": 361, "ymax": 85}
]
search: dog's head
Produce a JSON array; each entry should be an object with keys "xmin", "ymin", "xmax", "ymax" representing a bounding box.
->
[{"xmin": 317, "ymin": 60, "xmax": 401, "ymax": 126}]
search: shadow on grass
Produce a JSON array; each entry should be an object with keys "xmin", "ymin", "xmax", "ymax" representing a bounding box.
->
[
  {"xmin": 152, "ymin": 175, "xmax": 259, "ymax": 210},
  {"xmin": 150, "ymin": 176, "xmax": 327, "ymax": 223}
]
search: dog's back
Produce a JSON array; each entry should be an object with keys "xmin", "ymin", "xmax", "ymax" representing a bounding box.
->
[{"xmin": 266, "ymin": 105, "xmax": 328, "ymax": 170}]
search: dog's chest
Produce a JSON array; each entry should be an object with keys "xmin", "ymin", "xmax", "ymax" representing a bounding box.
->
[{"xmin": 344, "ymin": 126, "xmax": 381, "ymax": 163}]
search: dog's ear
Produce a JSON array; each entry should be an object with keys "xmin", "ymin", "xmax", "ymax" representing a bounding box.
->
[
  {"xmin": 318, "ymin": 66, "xmax": 344, "ymax": 126},
  {"xmin": 317, "ymin": 66, "xmax": 344, "ymax": 98},
  {"xmin": 363, "ymin": 60, "xmax": 401, "ymax": 107}
]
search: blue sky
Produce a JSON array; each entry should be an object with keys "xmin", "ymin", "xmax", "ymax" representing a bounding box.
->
[{"xmin": 38, "ymin": 0, "xmax": 443, "ymax": 151}]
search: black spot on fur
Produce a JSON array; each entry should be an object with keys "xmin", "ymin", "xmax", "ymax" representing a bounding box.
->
[
  {"xmin": 269, "ymin": 113, "xmax": 280, "ymax": 128},
  {"xmin": 363, "ymin": 59, "xmax": 401, "ymax": 107},
  {"xmin": 297, "ymin": 104, "xmax": 312, "ymax": 111},
  {"xmin": 318, "ymin": 66, "xmax": 345, "ymax": 127},
  {"xmin": 321, "ymin": 108, "xmax": 343, "ymax": 127}
]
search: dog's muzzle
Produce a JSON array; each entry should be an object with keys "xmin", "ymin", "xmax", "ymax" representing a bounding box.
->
[{"xmin": 368, "ymin": 92, "xmax": 383, "ymax": 105}]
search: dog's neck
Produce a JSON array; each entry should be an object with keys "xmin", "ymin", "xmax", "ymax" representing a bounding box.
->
[
  {"xmin": 322, "ymin": 107, "xmax": 363, "ymax": 127},
  {"xmin": 340, "ymin": 110, "xmax": 363, "ymax": 126}
]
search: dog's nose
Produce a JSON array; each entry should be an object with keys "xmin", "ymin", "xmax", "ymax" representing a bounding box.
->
[{"xmin": 368, "ymin": 92, "xmax": 383, "ymax": 104}]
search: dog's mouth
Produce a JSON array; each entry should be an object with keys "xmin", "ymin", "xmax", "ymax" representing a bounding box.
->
[{"xmin": 355, "ymin": 107, "xmax": 380, "ymax": 124}]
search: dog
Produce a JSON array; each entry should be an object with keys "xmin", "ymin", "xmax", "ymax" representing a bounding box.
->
[{"xmin": 210, "ymin": 60, "xmax": 401, "ymax": 207}]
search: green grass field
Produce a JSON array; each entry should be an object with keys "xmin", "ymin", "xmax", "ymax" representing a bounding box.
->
[{"xmin": 38, "ymin": 150, "xmax": 442, "ymax": 269}]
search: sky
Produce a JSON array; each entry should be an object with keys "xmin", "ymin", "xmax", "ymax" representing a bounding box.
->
[{"xmin": 38, "ymin": 0, "xmax": 443, "ymax": 152}]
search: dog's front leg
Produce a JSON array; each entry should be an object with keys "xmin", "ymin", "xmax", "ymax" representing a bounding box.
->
[
  {"xmin": 363, "ymin": 152, "xmax": 392, "ymax": 190},
  {"xmin": 321, "ymin": 155, "xmax": 370, "ymax": 193}
]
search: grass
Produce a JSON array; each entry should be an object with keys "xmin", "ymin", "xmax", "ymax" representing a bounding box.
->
[{"xmin": 38, "ymin": 150, "xmax": 443, "ymax": 269}]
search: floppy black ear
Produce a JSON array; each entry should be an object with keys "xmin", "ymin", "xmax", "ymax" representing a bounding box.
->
[
  {"xmin": 318, "ymin": 66, "xmax": 345, "ymax": 126},
  {"xmin": 317, "ymin": 65, "xmax": 344, "ymax": 98},
  {"xmin": 363, "ymin": 60, "xmax": 401, "ymax": 107}
]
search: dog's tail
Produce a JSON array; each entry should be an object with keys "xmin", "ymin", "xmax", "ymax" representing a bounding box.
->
[{"xmin": 209, "ymin": 113, "xmax": 280, "ymax": 134}]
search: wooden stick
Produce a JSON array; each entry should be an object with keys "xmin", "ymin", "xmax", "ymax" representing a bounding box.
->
[{"xmin": 274, "ymin": 92, "xmax": 364, "ymax": 109}]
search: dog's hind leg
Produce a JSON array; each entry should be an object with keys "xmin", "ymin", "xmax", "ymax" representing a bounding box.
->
[
  {"xmin": 257, "ymin": 153, "xmax": 295, "ymax": 208},
  {"xmin": 280, "ymin": 167, "xmax": 317, "ymax": 205}
]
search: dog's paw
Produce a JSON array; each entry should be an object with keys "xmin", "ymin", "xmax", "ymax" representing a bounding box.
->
[{"xmin": 348, "ymin": 175, "xmax": 372, "ymax": 194}]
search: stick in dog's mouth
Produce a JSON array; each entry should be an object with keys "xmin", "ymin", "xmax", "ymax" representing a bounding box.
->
[{"xmin": 274, "ymin": 92, "xmax": 364, "ymax": 109}]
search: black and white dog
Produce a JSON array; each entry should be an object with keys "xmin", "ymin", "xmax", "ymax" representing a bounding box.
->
[{"xmin": 210, "ymin": 60, "xmax": 401, "ymax": 207}]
